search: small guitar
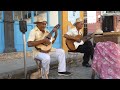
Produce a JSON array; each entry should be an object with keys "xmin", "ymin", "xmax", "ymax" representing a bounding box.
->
[
  {"xmin": 35, "ymin": 24, "xmax": 60, "ymax": 53},
  {"xmin": 66, "ymin": 33, "xmax": 94, "ymax": 51}
]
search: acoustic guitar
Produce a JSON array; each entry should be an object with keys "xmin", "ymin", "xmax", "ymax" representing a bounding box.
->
[
  {"xmin": 35, "ymin": 24, "xmax": 60, "ymax": 53},
  {"xmin": 66, "ymin": 33, "xmax": 94, "ymax": 51}
]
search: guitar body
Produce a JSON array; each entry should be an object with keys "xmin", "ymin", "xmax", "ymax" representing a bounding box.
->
[
  {"xmin": 36, "ymin": 43, "xmax": 53, "ymax": 52},
  {"xmin": 66, "ymin": 33, "xmax": 94, "ymax": 51},
  {"xmin": 35, "ymin": 24, "xmax": 60, "ymax": 53},
  {"xmin": 66, "ymin": 35, "xmax": 82, "ymax": 51},
  {"xmin": 35, "ymin": 32, "xmax": 55, "ymax": 53},
  {"xmin": 36, "ymin": 38, "xmax": 55, "ymax": 53}
]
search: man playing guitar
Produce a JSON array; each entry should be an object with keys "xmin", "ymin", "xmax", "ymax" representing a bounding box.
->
[
  {"xmin": 27, "ymin": 16, "xmax": 71, "ymax": 78},
  {"xmin": 64, "ymin": 18, "xmax": 94, "ymax": 67}
]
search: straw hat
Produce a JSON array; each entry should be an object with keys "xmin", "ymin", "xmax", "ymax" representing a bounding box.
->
[
  {"xmin": 73, "ymin": 18, "xmax": 83, "ymax": 26},
  {"xmin": 34, "ymin": 16, "xmax": 47, "ymax": 24}
]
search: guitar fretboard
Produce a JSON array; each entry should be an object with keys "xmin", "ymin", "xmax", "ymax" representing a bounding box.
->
[{"xmin": 46, "ymin": 24, "xmax": 60, "ymax": 39}]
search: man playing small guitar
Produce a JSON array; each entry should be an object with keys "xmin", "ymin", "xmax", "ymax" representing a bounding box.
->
[
  {"xmin": 27, "ymin": 16, "xmax": 71, "ymax": 78},
  {"xmin": 64, "ymin": 18, "xmax": 94, "ymax": 67}
]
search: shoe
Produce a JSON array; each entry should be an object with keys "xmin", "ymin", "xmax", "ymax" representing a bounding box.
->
[
  {"xmin": 58, "ymin": 71, "xmax": 72, "ymax": 76},
  {"xmin": 82, "ymin": 63, "xmax": 91, "ymax": 67}
]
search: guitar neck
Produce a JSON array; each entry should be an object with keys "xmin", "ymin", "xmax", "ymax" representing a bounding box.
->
[
  {"xmin": 46, "ymin": 30, "xmax": 54, "ymax": 38},
  {"xmin": 46, "ymin": 27, "xmax": 58, "ymax": 39},
  {"xmin": 82, "ymin": 33, "xmax": 94, "ymax": 42},
  {"xmin": 46, "ymin": 24, "xmax": 60, "ymax": 39}
]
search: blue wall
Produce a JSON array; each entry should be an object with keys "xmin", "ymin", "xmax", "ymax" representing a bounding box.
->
[
  {"xmin": 14, "ymin": 11, "xmax": 62, "ymax": 52},
  {"xmin": 0, "ymin": 11, "xmax": 62, "ymax": 53},
  {"xmin": 14, "ymin": 25, "xmax": 62, "ymax": 52},
  {"xmin": 0, "ymin": 11, "xmax": 4, "ymax": 53},
  {"xmin": 0, "ymin": 21, "xmax": 4, "ymax": 53},
  {"xmin": 14, "ymin": 23, "xmax": 34, "ymax": 51}
]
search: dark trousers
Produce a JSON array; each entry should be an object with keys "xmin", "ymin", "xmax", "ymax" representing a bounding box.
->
[{"xmin": 75, "ymin": 40, "xmax": 94, "ymax": 65}]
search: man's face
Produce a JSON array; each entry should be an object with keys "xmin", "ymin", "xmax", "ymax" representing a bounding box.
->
[
  {"xmin": 76, "ymin": 22, "xmax": 84, "ymax": 29},
  {"xmin": 37, "ymin": 21, "xmax": 47, "ymax": 30}
]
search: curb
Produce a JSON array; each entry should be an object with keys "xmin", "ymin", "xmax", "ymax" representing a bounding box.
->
[
  {"xmin": 0, "ymin": 53, "xmax": 83, "ymax": 79},
  {"xmin": 0, "ymin": 60, "xmax": 60, "ymax": 79}
]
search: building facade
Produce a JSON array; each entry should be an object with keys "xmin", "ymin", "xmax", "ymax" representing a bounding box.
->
[
  {"xmin": 87, "ymin": 11, "xmax": 120, "ymax": 33},
  {"xmin": 0, "ymin": 11, "xmax": 84, "ymax": 53}
]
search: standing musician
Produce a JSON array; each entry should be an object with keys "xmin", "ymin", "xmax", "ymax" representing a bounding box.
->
[
  {"xmin": 64, "ymin": 18, "xmax": 94, "ymax": 67},
  {"xmin": 27, "ymin": 16, "xmax": 71, "ymax": 78}
]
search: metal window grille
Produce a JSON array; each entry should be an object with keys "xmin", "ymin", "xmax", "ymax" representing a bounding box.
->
[{"xmin": 102, "ymin": 11, "xmax": 120, "ymax": 16}]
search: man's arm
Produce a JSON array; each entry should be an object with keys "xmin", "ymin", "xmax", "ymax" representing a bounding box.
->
[
  {"xmin": 27, "ymin": 30, "xmax": 50, "ymax": 47},
  {"xmin": 64, "ymin": 29, "xmax": 80, "ymax": 41},
  {"xmin": 28, "ymin": 38, "xmax": 51, "ymax": 47},
  {"xmin": 64, "ymin": 34, "xmax": 78, "ymax": 41},
  {"xmin": 28, "ymin": 40, "xmax": 44, "ymax": 47}
]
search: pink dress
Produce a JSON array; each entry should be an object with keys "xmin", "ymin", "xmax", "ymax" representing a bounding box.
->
[{"xmin": 92, "ymin": 41, "xmax": 120, "ymax": 79}]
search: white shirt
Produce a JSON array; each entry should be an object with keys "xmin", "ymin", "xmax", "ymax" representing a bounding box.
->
[
  {"xmin": 66, "ymin": 27, "xmax": 84, "ymax": 49},
  {"xmin": 27, "ymin": 26, "xmax": 56, "ymax": 58},
  {"xmin": 66, "ymin": 27, "xmax": 83, "ymax": 36}
]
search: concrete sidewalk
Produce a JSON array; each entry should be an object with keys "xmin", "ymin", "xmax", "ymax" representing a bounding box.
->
[
  {"xmin": 0, "ymin": 57, "xmax": 59, "ymax": 79},
  {"xmin": 0, "ymin": 53, "xmax": 83, "ymax": 79}
]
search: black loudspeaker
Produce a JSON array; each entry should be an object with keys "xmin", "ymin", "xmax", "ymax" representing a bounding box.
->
[
  {"xmin": 102, "ymin": 16, "xmax": 114, "ymax": 32},
  {"xmin": 19, "ymin": 20, "xmax": 27, "ymax": 33}
]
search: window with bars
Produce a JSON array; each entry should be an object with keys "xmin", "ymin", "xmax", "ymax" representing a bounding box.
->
[
  {"xmin": 84, "ymin": 12, "xmax": 87, "ymax": 17},
  {"xmin": 14, "ymin": 11, "xmax": 32, "ymax": 20},
  {"xmin": 23, "ymin": 11, "xmax": 31, "ymax": 19},
  {"xmin": 14, "ymin": 11, "xmax": 32, "ymax": 23},
  {"xmin": 83, "ymin": 11, "xmax": 87, "ymax": 36},
  {"xmin": 34, "ymin": 11, "xmax": 46, "ymax": 16},
  {"xmin": 106, "ymin": 11, "xmax": 115, "ymax": 13},
  {"xmin": 14, "ymin": 11, "xmax": 47, "ymax": 23},
  {"xmin": 84, "ymin": 11, "xmax": 87, "ymax": 28},
  {"xmin": 33, "ymin": 11, "xmax": 47, "ymax": 23},
  {"xmin": 14, "ymin": 11, "xmax": 21, "ymax": 21},
  {"xmin": 102, "ymin": 11, "xmax": 120, "ymax": 16},
  {"xmin": 106, "ymin": 11, "xmax": 120, "ymax": 13}
]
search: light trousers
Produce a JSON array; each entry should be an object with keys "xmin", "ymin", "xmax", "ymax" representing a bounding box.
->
[{"xmin": 35, "ymin": 49, "xmax": 66, "ymax": 74}]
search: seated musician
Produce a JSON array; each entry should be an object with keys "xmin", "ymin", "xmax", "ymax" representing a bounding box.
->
[
  {"xmin": 27, "ymin": 16, "xmax": 71, "ymax": 78},
  {"xmin": 64, "ymin": 18, "xmax": 94, "ymax": 67}
]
